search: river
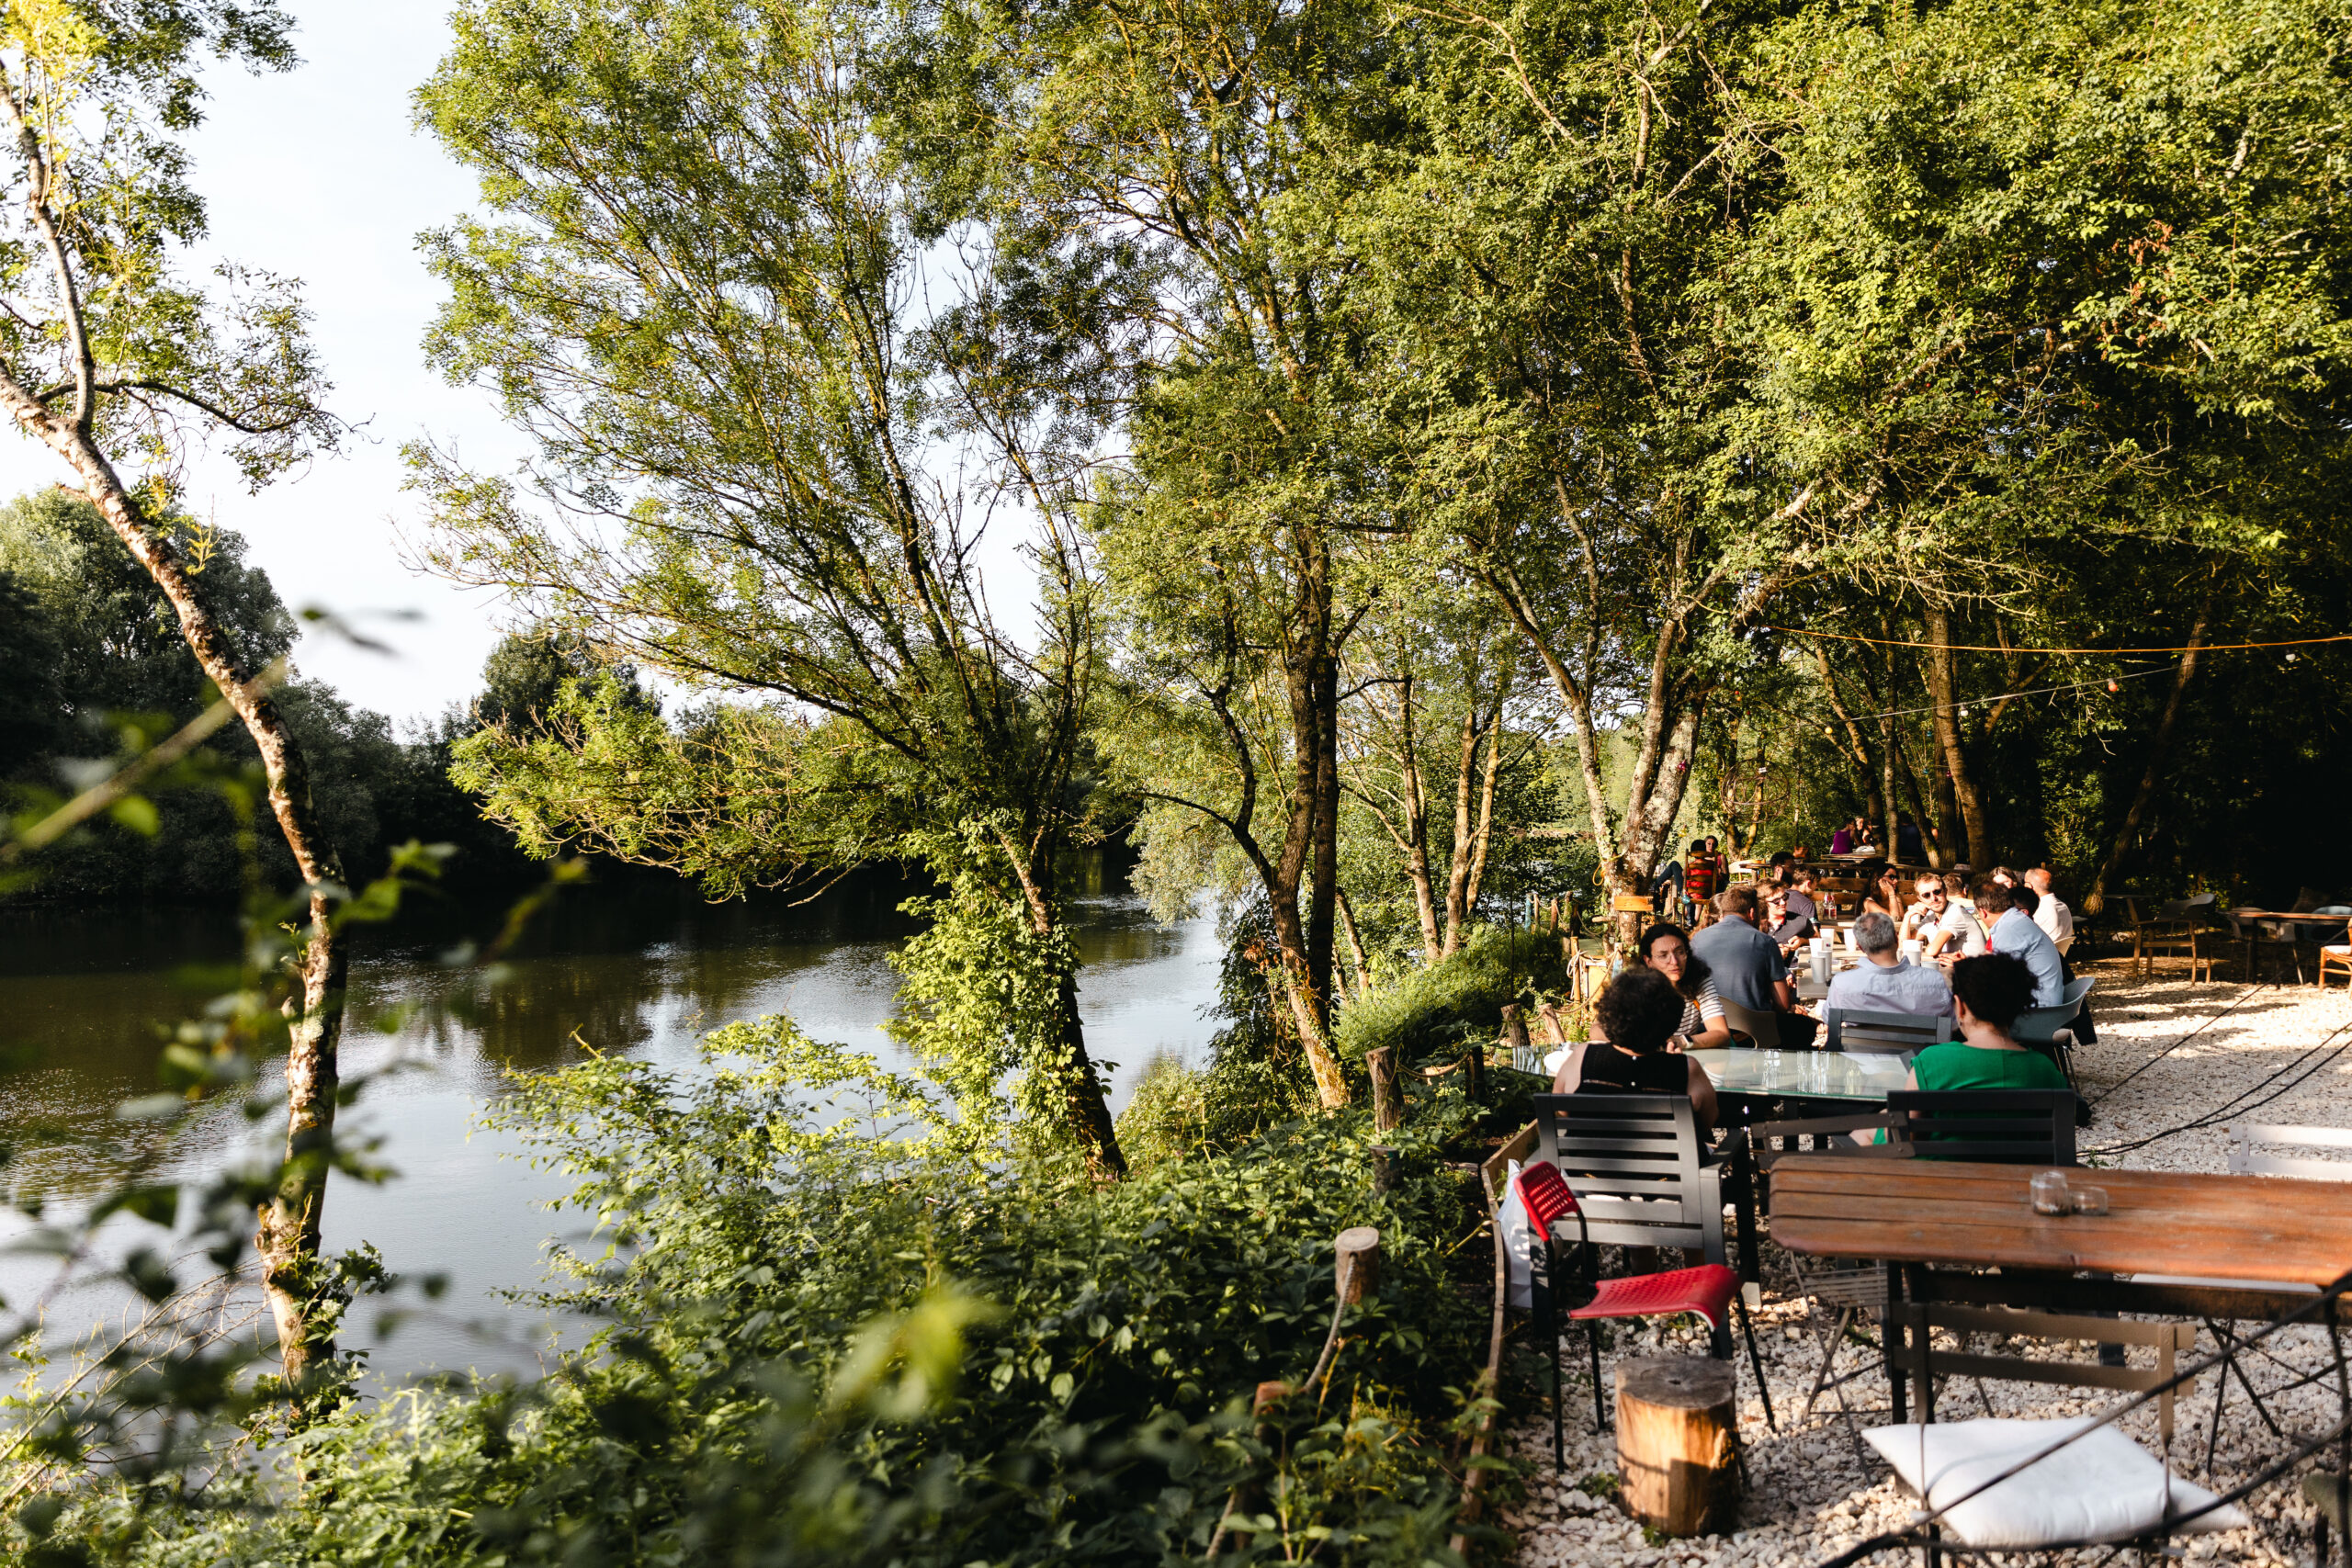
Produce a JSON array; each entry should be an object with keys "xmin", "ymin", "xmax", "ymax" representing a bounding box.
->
[{"xmin": 0, "ymin": 869, "xmax": 1221, "ymax": 1385}]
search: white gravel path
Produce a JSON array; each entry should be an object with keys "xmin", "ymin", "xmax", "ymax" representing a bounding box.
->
[{"xmin": 1498, "ymin": 964, "xmax": 2352, "ymax": 1568}]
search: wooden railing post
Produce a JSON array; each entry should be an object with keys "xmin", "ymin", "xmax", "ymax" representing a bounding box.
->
[{"xmin": 1367, "ymin": 1047, "xmax": 1404, "ymax": 1131}]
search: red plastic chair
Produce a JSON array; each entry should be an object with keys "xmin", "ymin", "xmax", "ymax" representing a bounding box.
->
[{"xmin": 1512, "ymin": 1157, "xmax": 1762, "ymax": 1464}]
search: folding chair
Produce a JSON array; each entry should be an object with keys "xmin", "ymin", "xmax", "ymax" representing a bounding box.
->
[
  {"xmin": 2173, "ymin": 1123, "xmax": 2352, "ymax": 1473},
  {"xmin": 1511, "ymin": 1158, "xmax": 1765, "ymax": 1465},
  {"xmin": 1824, "ymin": 1007, "xmax": 1954, "ymax": 1055},
  {"xmin": 1530, "ymin": 1094, "xmax": 1775, "ymax": 1439}
]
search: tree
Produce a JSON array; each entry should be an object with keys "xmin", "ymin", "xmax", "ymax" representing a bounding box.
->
[
  {"xmin": 1338, "ymin": 0, "xmax": 1803, "ymax": 941},
  {"xmin": 412, "ymin": 0, "xmax": 1127, "ymax": 1176},
  {"xmin": 0, "ymin": 1, "xmax": 350, "ymax": 1380},
  {"xmin": 901, "ymin": 0, "xmax": 1410, "ymax": 1100}
]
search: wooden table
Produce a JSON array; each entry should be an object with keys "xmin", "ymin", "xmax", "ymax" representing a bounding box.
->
[
  {"xmin": 1771, "ymin": 1156, "xmax": 2352, "ymax": 1419},
  {"xmin": 2223, "ymin": 908, "xmax": 2351, "ymax": 985}
]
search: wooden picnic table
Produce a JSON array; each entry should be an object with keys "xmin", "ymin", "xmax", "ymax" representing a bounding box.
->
[
  {"xmin": 1772, "ymin": 1156, "xmax": 2352, "ymax": 1286},
  {"xmin": 1770, "ymin": 1155, "xmax": 2352, "ymax": 1419}
]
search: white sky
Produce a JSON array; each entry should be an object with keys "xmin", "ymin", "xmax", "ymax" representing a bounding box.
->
[{"xmin": 0, "ymin": 3, "xmax": 525, "ymax": 728}]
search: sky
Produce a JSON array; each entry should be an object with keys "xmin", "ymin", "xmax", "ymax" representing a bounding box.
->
[{"xmin": 0, "ymin": 4, "xmax": 526, "ymax": 728}]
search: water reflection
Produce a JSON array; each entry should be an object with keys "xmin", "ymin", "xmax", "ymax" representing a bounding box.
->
[{"xmin": 0, "ymin": 873, "xmax": 1219, "ymax": 1382}]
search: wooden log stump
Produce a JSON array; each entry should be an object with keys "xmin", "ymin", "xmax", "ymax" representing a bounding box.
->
[
  {"xmin": 1612, "ymin": 1357, "xmax": 1739, "ymax": 1538},
  {"xmin": 1534, "ymin": 1001, "xmax": 1568, "ymax": 1046},
  {"xmin": 1369, "ymin": 1145, "xmax": 1398, "ymax": 1193},
  {"xmin": 1366, "ymin": 1047, "xmax": 1404, "ymax": 1131},
  {"xmin": 1500, "ymin": 1003, "xmax": 1532, "ymax": 1053},
  {"xmin": 1334, "ymin": 1226, "xmax": 1382, "ymax": 1303}
]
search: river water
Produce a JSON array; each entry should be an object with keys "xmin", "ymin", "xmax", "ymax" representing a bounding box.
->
[{"xmin": 0, "ymin": 871, "xmax": 1221, "ymax": 1385}]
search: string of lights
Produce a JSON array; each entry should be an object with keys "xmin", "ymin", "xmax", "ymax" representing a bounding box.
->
[{"xmin": 1766, "ymin": 626, "xmax": 2352, "ymax": 657}]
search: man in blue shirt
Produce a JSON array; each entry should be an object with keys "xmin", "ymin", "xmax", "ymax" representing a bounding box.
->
[
  {"xmin": 1974, "ymin": 875, "xmax": 2064, "ymax": 1008},
  {"xmin": 1690, "ymin": 885, "xmax": 1818, "ymax": 1047},
  {"xmin": 1826, "ymin": 911, "xmax": 1954, "ymax": 1017}
]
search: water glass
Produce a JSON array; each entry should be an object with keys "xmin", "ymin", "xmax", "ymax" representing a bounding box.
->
[
  {"xmin": 2030, "ymin": 1170, "xmax": 2071, "ymax": 1216},
  {"xmin": 2071, "ymin": 1186, "xmax": 2110, "ymax": 1217}
]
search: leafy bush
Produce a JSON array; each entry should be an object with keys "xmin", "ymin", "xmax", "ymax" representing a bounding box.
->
[
  {"xmin": 1334, "ymin": 924, "xmax": 1566, "ymax": 1068},
  {"xmin": 26, "ymin": 1020, "xmax": 1498, "ymax": 1568}
]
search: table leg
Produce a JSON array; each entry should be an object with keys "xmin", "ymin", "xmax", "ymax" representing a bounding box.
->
[
  {"xmin": 1733, "ymin": 1142, "xmax": 1760, "ymax": 1288},
  {"xmin": 1885, "ymin": 1260, "xmax": 1908, "ymax": 1425}
]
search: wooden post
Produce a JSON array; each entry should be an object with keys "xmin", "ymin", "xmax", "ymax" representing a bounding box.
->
[
  {"xmin": 1370, "ymin": 1145, "xmax": 1398, "ymax": 1193},
  {"xmin": 1500, "ymin": 1003, "xmax": 1532, "ymax": 1053},
  {"xmin": 1367, "ymin": 1047, "xmax": 1404, "ymax": 1131},
  {"xmin": 1613, "ymin": 1358, "xmax": 1740, "ymax": 1538},
  {"xmin": 1463, "ymin": 1043, "xmax": 1487, "ymax": 1101},
  {"xmin": 1335, "ymin": 1226, "xmax": 1383, "ymax": 1304},
  {"xmin": 1534, "ymin": 1002, "xmax": 1569, "ymax": 1046}
]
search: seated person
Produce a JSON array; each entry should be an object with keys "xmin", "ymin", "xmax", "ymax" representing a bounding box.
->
[
  {"xmin": 1551, "ymin": 964, "xmax": 1718, "ymax": 1133},
  {"xmin": 2025, "ymin": 866, "xmax": 2075, "ymax": 954},
  {"xmin": 1974, "ymin": 874, "xmax": 2064, "ymax": 1008},
  {"xmin": 1690, "ymin": 886, "xmax": 1818, "ymax": 1048},
  {"xmin": 1786, "ymin": 866, "xmax": 1821, "ymax": 924},
  {"xmin": 1908, "ymin": 874, "xmax": 1987, "ymax": 960},
  {"xmin": 1764, "ymin": 886, "xmax": 1816, "ymax": 949},
  {"xmin": 1684, "ymin": 837, "xmax": 1719, "ymax": 908},
  {"xmin": 1895, "ymin": 816, "xmax": 1927, "ymax": 863},
  {"xmin": 1904, "ymin": 953, "xmax": 2071, "ymax": 1095},
  {"xmin": 1828, "ymin": 820, "xmax": 1856, "ymax": 857},
  {"xmin": 1635, "ymin": 922, "xmax": 1732, "ymax": 1050},
  {"xmin": 1826, "ymin": 910, "xmax": 1953, "ymax": 1017},
  {"xmin": 1862, "ymin": 863, "xmax": 1907, "ymax": 924}
]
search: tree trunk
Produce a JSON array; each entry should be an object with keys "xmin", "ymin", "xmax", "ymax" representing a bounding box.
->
[
  {"xmin": 1268, "ymin": 541, "xmax": 1351, "ymax": 1110},
  {"xmin": 1049, "ymin": 961, "xmax": 1127, "ymax": 1179},
  {"xmin": 1922, "ymin": 600, "xmax": 1989, "ymax": 867},
  {"xmin": 1003, "ymin": 845, "xmax": 1128, "ymax": 1179},
  {"xmin": 2086, "ymin": 596, "xmax": 2213, "ymax": 915},
  {"xmin": 1813, "ymin": 643, "xmax": 1885, "ymax": 830},
  {"xmin": 9, "ymin": 440, "xmax": 347, "ymax": 1388},
  {"xmin": 1336, "ymin": 890, "xmax": 1372, "ymax": 998}
]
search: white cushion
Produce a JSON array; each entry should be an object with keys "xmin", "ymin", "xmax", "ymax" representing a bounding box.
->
[
  {"xmin": 1863, "ymin": 1418, "xmax": 2248, "ymax": 1547},
  {"xmin": 2324, "ymin": 944, "xmax": 2349, "ymax": 956}
]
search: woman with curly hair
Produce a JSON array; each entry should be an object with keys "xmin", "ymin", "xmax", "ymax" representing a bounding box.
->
[{"xmin": 1550, "ymin": 966, "xmax": 1718, "ymax": 1132}]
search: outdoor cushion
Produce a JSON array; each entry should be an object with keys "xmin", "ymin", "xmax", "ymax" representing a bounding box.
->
[{"xmin": 1863, "ymin": 1417, "xmax": 2247, "ymax": 1547}]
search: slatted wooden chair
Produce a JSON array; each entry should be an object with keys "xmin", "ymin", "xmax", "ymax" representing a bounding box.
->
[
  {"xmin": 1824, "ymin": 1006, "xmax": 1955, "ymax": 1055},
  {"xmin": 1531, "ymin": 1094, "xmax": 1774, "ymax": 1433}
]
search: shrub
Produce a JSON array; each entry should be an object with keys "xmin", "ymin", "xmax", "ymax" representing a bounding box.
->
[
  {"xmin": 1334, "ymin": 924, "xmax": 1566, "ymax": 1068},
  {"xmin": 28, "ymin": 1019, "xmax": 1499, "ymax": 1568}
]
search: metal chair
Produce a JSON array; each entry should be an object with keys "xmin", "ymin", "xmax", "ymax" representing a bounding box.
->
[
  {"xmin": 2013, "ymin": 976, "xmax": 2096, "ymax": 1086},
  {"xmin": 1530, "ymin": 1094, "xmax": 1775, "ymax": 1431},
  {"xmin": 1824, "ymin": 1007, "xmax": 1954, "ymax": 1055},
  {"xmin": 2184, "ymin": 1123, "xmax": 2352, "ymax": 1474},
  {"xmin": 1511, "ymin": 1159, "xmax": 1760, "ymax": 1461},
  {"xmin": 2126, "ymin": 894, "xmax": 2214, "ymax": 978},
  {"xmin": 1884, "ymin": 1089, "xmax": 2077, "ymax": 1165},
  {"xmin": 1716, "ymin": 995, "xmax": 1781, "ymax": 1048}
]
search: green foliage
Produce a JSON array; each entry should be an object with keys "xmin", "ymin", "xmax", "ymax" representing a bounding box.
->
[
  {"xmin": 887, "ymin": 838, "xmax": 1088, "ymax": 1147},
  {"xmin": 17, "ymin": 1017, "xmax": 1498, "ymax": 1568},
  {"xmin": 1334, "ymin": 925, "xmax": 1565, "ymax": 1069}
]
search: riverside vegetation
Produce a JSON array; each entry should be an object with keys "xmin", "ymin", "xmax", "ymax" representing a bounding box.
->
[{"xmin": 7, "ymin": 0, "xmax": 2352, "ymax": 1562}]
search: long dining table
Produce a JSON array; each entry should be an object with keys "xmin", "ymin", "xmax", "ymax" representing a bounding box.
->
[{"xmin": 1770, "ymin": 1154, "xmax": 2352, "ymax": 1419}]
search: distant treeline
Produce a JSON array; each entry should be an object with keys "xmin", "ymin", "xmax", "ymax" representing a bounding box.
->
[{"xmin": 0, "ymin": 489, "xmax": 596, "ymax": 901}]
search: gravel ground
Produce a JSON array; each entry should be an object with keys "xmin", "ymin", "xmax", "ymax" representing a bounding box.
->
[{"xmin": 1498, "ymin": 963, "xmax": 2352, "ymax": 1568}]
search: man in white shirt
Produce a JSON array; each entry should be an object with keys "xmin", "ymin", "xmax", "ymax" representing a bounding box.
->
[
  {"xmin": 1976, "ymin": 875, "xmax": 2064, "ymax": 1008},
  {"xmin": 2025, "ymin": 866, "xmax": 2075, "ymax": 954},
  {"xmin": 1910, "ymin": 875, "xmax": 1987, "ymax": 960},
  {"xmin": 1826, "ymin": 911, "xmax": 1953, "ymax": 1017}
]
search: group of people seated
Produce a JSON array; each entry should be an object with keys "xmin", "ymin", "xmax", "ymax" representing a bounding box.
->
[
  {"xmin": 1549, "ymin": 859, "xmax": 2086, "ymax": 1134},
  {"xmin": 1551, "ymin": 943, "xmax": 2068, "ymax": 1134}
]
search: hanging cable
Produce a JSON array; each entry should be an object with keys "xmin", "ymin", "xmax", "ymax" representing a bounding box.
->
[
  {"xmin": 1766, "ymin": 626, "xmax": 2352, "ymax": 657},
  {"xmin": 2088, "ymin": 986, "xmax": 2263, "ymax": 1104}
]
